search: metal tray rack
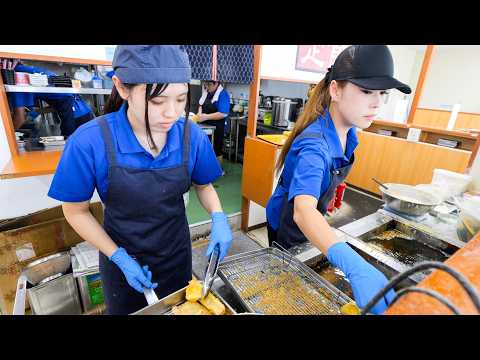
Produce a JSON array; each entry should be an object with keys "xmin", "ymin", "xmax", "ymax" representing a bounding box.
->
[{"xmin": 217, "ymin": 247, "xmax": 351, "ymax": 315}]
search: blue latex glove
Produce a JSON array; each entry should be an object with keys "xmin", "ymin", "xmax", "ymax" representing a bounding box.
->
[
  {"xmin": 206, "ymin": 212, "xmax": 233, "ymax": 261},
  {"xmin": 109, "ymin": 248, "xmax": 158, "ymax": 293},
  {"xmin": 327, "ymin": 242, "xmax": 396, "ymax": 314}
]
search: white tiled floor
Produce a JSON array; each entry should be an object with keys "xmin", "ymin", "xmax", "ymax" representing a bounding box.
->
[{"xmin": 246, "ymin": 226, "xmax": 269, "ymax": 248}]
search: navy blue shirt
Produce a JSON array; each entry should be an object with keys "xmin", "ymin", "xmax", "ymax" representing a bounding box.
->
[
  {"xmin": 266, "ymin": 110, "xmax": 359, "ymax": 230},
  {"xmin": 48, "ymin": 102, "xmax": 222, "ymax": 203}
]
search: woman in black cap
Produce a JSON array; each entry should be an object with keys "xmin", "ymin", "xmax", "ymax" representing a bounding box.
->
[
  {"xmin": 266, "ymin": 45, "xmax": 412, "ymax": 314},
  {"xmin": 48, "ymin": 45, "xmax": 233, "ymax": 315}
]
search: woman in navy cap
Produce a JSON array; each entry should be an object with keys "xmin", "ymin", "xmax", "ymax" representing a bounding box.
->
[
  {"xmin": 48, "ymin": 45, "xmax": 233, "ymax": 315},
  {"xmin": 266, "ymin": 45, "xmax": 412, "ymax": 314}
]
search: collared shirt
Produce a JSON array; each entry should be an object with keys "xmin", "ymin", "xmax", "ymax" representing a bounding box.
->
[
  {"xmin": 48, "ymin": 102, "xmax": 222, "ymax": 202},
  {"xmin": 266, "ymin": 109, "xmax": 359, "ymax": 230},
  {"xmin": 211, "ymin": 89, "xmax": 230, "ymax": 114}
]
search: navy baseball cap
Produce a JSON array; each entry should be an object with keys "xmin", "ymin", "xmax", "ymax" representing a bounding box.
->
[
  {"xmin": 112, "ymin": 45, "xmax": 191, "ymax": 84},
  {"xmin": 328, "ymin": 45, "xmax": 412, "ymax": 94}
]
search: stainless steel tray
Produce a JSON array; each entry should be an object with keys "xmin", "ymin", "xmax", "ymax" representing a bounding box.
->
[
  {"xmin": 217, "ymin": 247, "xmax": 351, "ymax": 315},
  {"xmin": 132, "ymin": 285, "xmax": 236, "ymax": 315}
]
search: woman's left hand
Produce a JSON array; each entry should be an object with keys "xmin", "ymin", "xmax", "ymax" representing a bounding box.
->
[
  {"xmin": 198, "ymin": 114, "xmax": 209, "ymax": 123},
  {"xmin": 206, "ymin": 212, "xmax": 233, "ymax": 261}
]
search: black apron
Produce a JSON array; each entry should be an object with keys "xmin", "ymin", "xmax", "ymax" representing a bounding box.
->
[
  {"xmin": 202, "ymin": 91, "xmax": 226, "ymax": 157},
  {"xmin": 97, "ymin": 116, "xmax": 192, "ymax": 315},
  {"xmin": 275, "ymin": 132, "xmax": 354, "ymax": 249}
]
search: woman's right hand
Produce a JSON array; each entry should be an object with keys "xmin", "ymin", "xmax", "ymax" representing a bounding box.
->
[
  {"xmin": 326, "ymin": 242, "xmax": 396, "ymax": 314},
  {"xmin": 109, "ymin": 247, "xmax": 158, "ymax": 293}
]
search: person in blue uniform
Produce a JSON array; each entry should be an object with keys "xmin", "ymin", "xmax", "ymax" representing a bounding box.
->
[
  {"xmin": 4, "ymin": 61, "xmax": 94, "ymax": 136},
  {"xmin": 48, "ymin": 45, "xmax": 233, "ymax": 315},
  {"xmin": 196, "ymin": 80, "xmax": 230, "ymax": 162},
  {"xmin": 266, "ymin": 45, "xmax": 412, "ymax": 314}
]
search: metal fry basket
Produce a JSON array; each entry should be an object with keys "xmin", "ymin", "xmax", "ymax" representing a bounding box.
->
[{"xmin": 217, "ymin": 245, "xmax": 351, "ymax": 315}]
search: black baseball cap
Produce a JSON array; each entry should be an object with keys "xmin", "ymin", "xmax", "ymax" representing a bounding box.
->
[{"xmin": 328, "ymin": 45, "xmax": 412, "ymax": 94}]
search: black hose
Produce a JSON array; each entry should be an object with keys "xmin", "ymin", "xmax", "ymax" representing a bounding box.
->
[
  {"xmin": 387, "ymin": 287, "xmax": 462, "ymax": 315},
  {"xmin": 360, "ymin": 261, "xmax": 480, "ymax": 315}
]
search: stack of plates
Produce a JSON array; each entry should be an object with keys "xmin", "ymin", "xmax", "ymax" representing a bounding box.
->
[
  {"xmin": 48, "ymin": 75, "xmax": 72, "ymax": 87},
  {"xmin": 28, "ymin": 73, "xmax": 49, "ymax": 87}
]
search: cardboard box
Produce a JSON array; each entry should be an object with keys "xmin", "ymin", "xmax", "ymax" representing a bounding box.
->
[{"xmin": 0, "ymin": 203, "xmax": 103, "ymax": 315}]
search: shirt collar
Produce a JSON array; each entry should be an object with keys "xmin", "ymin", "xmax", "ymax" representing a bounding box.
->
[
  {"xmin": 318, "ymin": 109, "xmax": 358, "ymax": 162},
  {"xmin": 114, "ymin": 102, "xmax": 181, "ymax": 158}
]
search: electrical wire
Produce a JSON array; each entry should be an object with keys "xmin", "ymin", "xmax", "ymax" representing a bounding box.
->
[{"xmin": 360, "ymin": 261, "xmax": 480, "ymax": 315}]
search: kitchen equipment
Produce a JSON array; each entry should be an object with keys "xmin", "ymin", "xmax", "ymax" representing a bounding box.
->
[
  {"xmin": 432, "ymin": 169, "xmax": 472, "ymax": 197},
  {"xmin": 23, "ymin": 251, "xmax": 71, "ymax": 286},
  {"xmin": 14, "ymin": 72, "xmax": 30, "ymax": 86},
  {"xmin": 372, "ymin": 177, "xmax": 389, "ymax": 191},
  {"xmin": 28, "ymin": 73, "xmax": 49, "ymax": 87},
  {"xmin": 264, "ymin": 96, "xmax": 273, "ymax": 109},
  {"xmin": 133, "ymin": 284, "xmax": 236, "ymax": 315},
  {"xmin": 1, "ymin": 69, "xmax": 16, "ymax": 84},
  {"xmin": 217, "ymin": 247, "xmax": 350, "ymax": 315},
  {"xmin": 202, "ymin": 243, "xmax": 220, "ymax": 298},
  {"xmin": 379, "ymin": 183, "xmax": 440, "ymax": 216},
  {"xmin": 272, "ymin": 98, "xmax": 298, "ymax": 128},
  {"xmin": 456, "ymin": 197, "xmax": 480, "ymax": 242},
  {"xmin": 14, "ymin": 254, "xmax": 82, "ymax": 316},
  {"xmin": 27, "ymin": 273, "xmax": 82, "ymax": 315},
  {"xmin": 263, "ymin": 112, "xmax": 272, "ymax": 125}
]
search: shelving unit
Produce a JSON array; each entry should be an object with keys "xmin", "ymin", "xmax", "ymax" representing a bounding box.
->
[{"xmin": 4, "ymin": 85, "xmax": 112, "ymax": 95}]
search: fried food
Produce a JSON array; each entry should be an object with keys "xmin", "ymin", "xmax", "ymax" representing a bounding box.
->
[
  {"xmin": 340, "ymin": 301, "xmax": 361, "ymax": 315},
  {"xmin": 172, "ymin": 301, "xmax": 212, "ymax": 315},
  {"xmin": 199, "ymin": 292, "xmax": 226, "ymax": 315},
  {"xmin": 185, "ymin": 279, "xmax": 203, "ymax": 302}
]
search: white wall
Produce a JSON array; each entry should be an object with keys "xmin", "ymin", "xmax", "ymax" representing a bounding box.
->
[
  {"xmin": 377, "ymin": 46, "xmax": 425, "ymax": 122},
  {"xmin": 225, "ymin": 80, "xmax": 310, "ymax": 102},
  {"xmin": 419, "ymin": 45, "xmax": 480, "ymax": 113}
]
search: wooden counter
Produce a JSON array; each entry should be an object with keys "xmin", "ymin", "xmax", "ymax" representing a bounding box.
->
[
  {"xmin": 345, "ymin": 131, "xmax": 471, "ymax": 195},
  {"xmin": 241, "ymin": 136, "xmax": 281, "ymax": 208},
  {"xmin": 0, "ymin": 150, "xmax": 61, "ymax": 179}
]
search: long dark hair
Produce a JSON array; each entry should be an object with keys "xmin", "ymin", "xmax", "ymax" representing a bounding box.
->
[{"xmin": 104, "ymin": 82, "xmax": 191, "ymax": 151}]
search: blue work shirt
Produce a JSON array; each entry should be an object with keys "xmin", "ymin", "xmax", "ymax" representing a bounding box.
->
[
  {"xmin": 211, "ymin": 89, "xmax": 230, "ymax": 114},
  {"xmin": 48, "ymin": 102, "xmax": 222, "ymax": 203},
  {"xmin": 8, "ymin": 64, "xmax": 92, "ymax": 118},
  {"xmin": 266, "ymin": 110, "xmax": 359, "ymax": 230}
]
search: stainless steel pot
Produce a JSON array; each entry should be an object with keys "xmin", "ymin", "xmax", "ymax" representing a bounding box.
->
[
  {"xmin": 379, "ymin": 183, "xmax": 440, "ymax": 216},
  {"xmin": 272, "ymin": 98, "xmax": 298, "ymax": 127}
]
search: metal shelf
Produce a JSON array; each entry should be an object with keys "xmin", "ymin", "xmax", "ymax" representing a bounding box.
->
[{"xmin": 4, "ymin": 85, "xmax": 112, "ymax": 95}]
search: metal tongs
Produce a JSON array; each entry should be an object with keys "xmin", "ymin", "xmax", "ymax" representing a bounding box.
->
[{"xmin": 202, "ymin": 243, "xmax": 221, "ymax": 298}]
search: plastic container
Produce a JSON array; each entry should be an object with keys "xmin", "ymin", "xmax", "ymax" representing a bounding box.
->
[
  {"xmin": 456, "ymin": 197, "xmax": 480, "ymax": 242},
  {"xmin": 14, "ymin": 72, "xmax": 30, "ymax": 86},
  {"xmin": 431, "ymin": 169, "xmax": 472, "ymax": 196}
]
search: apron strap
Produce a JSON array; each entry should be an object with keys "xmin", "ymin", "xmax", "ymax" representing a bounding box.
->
[
  {"xmin": 182, "ymin": 118, "xmax": 191, "ymax": 167},
  {"xmin": 96, "ymin": 116, "xmax": 117, "ymax": 167}
]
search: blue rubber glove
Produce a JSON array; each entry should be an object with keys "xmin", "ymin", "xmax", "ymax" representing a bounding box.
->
[
  {"xmin": 206, "ymin": 212, "xmax": 233, "ymax": 261},
  {"xmin": 327, "ymin": 242, "xmax": 396, "ymax": 315},
  {"xmin": 109, "ymin": 248, "xmax": 158, "ymax": 293}
]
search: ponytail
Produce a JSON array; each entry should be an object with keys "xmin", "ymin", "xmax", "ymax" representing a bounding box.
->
[
  {"xmin": 104, "ymin": 85, "xmax": 125, "ymax": 114},
  {"xmin": 276, "ymin": 78, "xmax": 346, "ymax": 172}
]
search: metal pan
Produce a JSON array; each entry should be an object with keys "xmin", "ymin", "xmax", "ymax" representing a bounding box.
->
[
  {"xmin": 132, "ymin": 285, "xmax": 236, "ymax": 315},
  {"xmin": 379, "ymin": 183, "xmax": 440, "ymax": 216}
]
